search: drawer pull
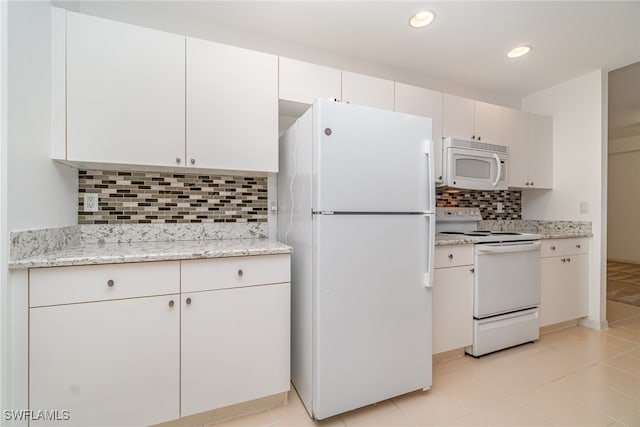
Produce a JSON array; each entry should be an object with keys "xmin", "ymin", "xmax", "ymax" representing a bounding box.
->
[
  {"xmin": 550, "ymin": 246, "xmax": 556, "ymax": 250},
  {"xmin": 448, "ymin": 254, "xmax": 454, "ymax": 260},
  {"xmin": 561, "ymin": 258, "xmax": 566, "ymax": 263},
  {"xmin": 186, "ymin": 297, "xmax": 192, "ymax": 305},
  {"xmin": 237, "ymin": 269, "xmax": 244, "ymax": 277},
  {"xmin": 576, "ymin": 244, "xmax": 581, "ymax": 249},
  {"xmin": 566, "ymin": 257, "xmax": 571, "ymax": 263},
  {"xmin": 107, "ymin": 279, "xmax": 115, "ymax": 288},
  {"xmin": 470, "ymin": 268, "xmax": 475, "ymax": 273},
  {"xmin": 168, "ymin": 300, "xmax": 174, "ymax": 308}
]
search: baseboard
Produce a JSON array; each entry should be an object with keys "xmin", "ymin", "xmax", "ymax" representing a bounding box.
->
[
  {"xmin": 607, "ymin": 258, "xmax": 640, "ymax": 265},
  {"xmin": 152, "ymin": 391, "xmax": 288, "ymax": 427},
  {"xmin": 433, "ymin": 348, "xmax": 465, "ymax": 364},
  {"xmin": 579, "ymin": 317, "xmax": 609, "ymax": 331},
  {"xmin": 540, "ymin": 319, "xmax": 579, "ymax": 335}
]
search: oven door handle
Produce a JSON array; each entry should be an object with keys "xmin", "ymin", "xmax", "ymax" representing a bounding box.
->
[
  {"xmin": 492, "ymin": 153, "xmax": 502, "ymax": 188},
  {"xmin": 477, "ymin": 241, "xmax": 541, "ymax": 254}
]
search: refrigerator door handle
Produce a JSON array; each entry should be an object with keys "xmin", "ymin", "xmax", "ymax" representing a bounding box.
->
[
  {"xmin": 425, "ymin": 140, "xmax": 435, "ymax": 213},
  {"xmin": 424, "ymin": 214, "xmax": 435, "ymax": 288}
]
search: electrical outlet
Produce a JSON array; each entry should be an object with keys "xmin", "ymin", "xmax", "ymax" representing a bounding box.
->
[
  {"xmin": 580, "ymin": 201, "xmax": 589, "ymax": 214},
  {"xmin": 84, "ymin": 193, "xmax": 99, "ymax": 212},
  {"xmin": 496, "ymin": 202, "xmax": 504, "ymax": 213}
]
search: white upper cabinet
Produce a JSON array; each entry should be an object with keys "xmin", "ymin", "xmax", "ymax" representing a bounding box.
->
[
  {"xmin": 443, "ymin": 94, "xmax": 504, "ymax": 144},
  {"xmin": 504, "ymin": 108, "xmax": 553, "ymax": 189},
  {"xmin": 279, "ymin": 57, "xmax": 342, "ymax": 104},
  {"xmin": 65, "ymin": 11, "xmax": 185, "ymax": 167},
  {"xmin": 394, "ymin": 83, "xmax": 444, "ymax": 182},
  {"xmin": 186, "ymin": 38, "xmax": 278, "ymax": 172},
  {"xmin": 342, "ymin": 71, "xmax": 395, "ymax": 111}
]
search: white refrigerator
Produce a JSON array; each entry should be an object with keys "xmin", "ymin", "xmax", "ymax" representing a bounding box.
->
[{"xmin": 278, "ymin": 99, "xmax": 435, "ymax": 420}]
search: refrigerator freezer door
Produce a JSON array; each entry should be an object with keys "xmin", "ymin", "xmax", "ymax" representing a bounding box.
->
[
  {"xmin": 313, "ymin": 101, "xmax": 434, "ymax": 213},
  {"xmin": 312, "ymin": 213, "xmax": 433, "ymax": 420}
]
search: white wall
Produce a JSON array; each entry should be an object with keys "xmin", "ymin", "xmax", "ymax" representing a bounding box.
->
[
  {"xmin": 7, "ymin": 1, "xmax": 77, "ymax": 232},
  {"xmin": 608, "ymin": 135, "xmax": 640, "ymax": 263},
  {"xmin": 0, "ymin": 0, "xmax": 8, "ymax": 415},
  {"xmin": 521, "ymin": 70, "xmax": 608, "ymax": 328},
  {"xmin": 3, "ymin": 1, "xmax": 78, "ymax": 417}
]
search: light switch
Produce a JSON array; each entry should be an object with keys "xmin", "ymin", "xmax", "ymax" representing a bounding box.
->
[{"xmin": 579, "ymin": 201, "xmax": 589, "ymax": 214}]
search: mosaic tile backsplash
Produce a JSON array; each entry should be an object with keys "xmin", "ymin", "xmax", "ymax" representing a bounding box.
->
[
  {"xmin": 436, "ymin": 188, "xmax": 522, "ymax": 220},
  {"xmin": 78, "ymin": 170, "xmax": 267, "ymax": 224}
]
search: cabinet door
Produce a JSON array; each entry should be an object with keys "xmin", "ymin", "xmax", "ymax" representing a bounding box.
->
[
  {"xmin": 433, "ymin": 266, "xmax": 473, "ymax": 354},
  {"xmin": 181, "ymin": 283, "xmax": 290, "ymax": 417},
  {"xmin": 342, "ymin": 71, "xmax": 394, "ymax": 111},
  {"xmin": 66, "ymin": 12, "xmax": 185, "ymax": 167},
  {"xmin": 442, "ymin": 94, "xmax": 475, "ymax": 140},
  {"xmin": 279, "ymin": 57, "xmax": 341, "ymax": 104},
  {"xmin": 527, "ymin": 113, "xmax": 553, "ymax": 189},
  {"xmin": 540, "ymin": 254, "xmax": 589, "ymax": 327},
  {"xmin": 475, "ymin": 101, "xmax": 504, "ymax": 144},
  {"xmin": 30, "ymin": 295, "xmax": 180, "ymax": 426},
  {"xmin": 395, "ymin": 83, "xmax": 444, "ymax": 182},
  {"xmin": 186, "ymin": 38, "xmax": 278, "ymax": 172},
  {"xmin": 503, "ymin": 108, "xmax": 530, "ymax": 188}
]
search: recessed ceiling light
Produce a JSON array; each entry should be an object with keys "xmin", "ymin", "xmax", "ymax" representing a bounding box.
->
[
  {"xmin": 506, "ymin": 45, "xmax": 532, "ymax": 58},
  {"xmin": 409, "ymin": 10, "xmax": 435, "ymax": 28}
]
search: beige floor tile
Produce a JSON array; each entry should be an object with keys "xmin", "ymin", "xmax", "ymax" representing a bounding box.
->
[
  {"xmin": 628, "ymin": 347, "xmax": 640, "ymax": 358},
  {"xmin": 542, "ymin": 373, "xmax": 640, "ymax": 422},
  {"xmin": 577, "ymin": 363, "xmax": 640, "ymax": 400},
  {"xmin": 434, "ymin": 412, "xmax": 487, "ymax": 427},
  {"xmin": 513, "ymin": 383, "xmax": 616, "ymax": 426},
  {"xmin": 211, "ymin": 409, "xmax": 275, "ymax": 427},
  {"xmin": 506, "ymin": 346, "xmax": 593, "ymax": 384},
  {"xmin": 340, "ymin": 401, "xmax": 416, "ymax": 427},
  {"xmin": 620, "ymin": 410, "xmax": 640, "ymax": 427},
  {"xmin": 604, "ymin": 325, "xmax": 640, "ymax": 344},
  {"xmin": 604, "ymin": 353, "xmax": 640, "ymax": 377},
  {"xmin": 613, "ymin": 316, "xmax": 640, "ymax": 331},
  {"xmin": 472, "ymin": 399, "xmax": 554, "ymax": 426},
  {"xmin": 607, "ymin": 301, "xmax": 640, "ymax": 323},
  {"xmin": 270, "ymin": 390, "xmax": 310, "ymax": 423},
  {"xmin": 276, "ymin": 413, "xmax": 346, "ymax": 427},
  {"xmin": 392, "ymin": 389, "xmax": 472, "ymax": 426}
]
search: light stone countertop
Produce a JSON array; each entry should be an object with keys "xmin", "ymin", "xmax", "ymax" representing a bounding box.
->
[
  {"xmin": 9, "ymin": 238, "xmax": 292, "ymax": 269},
  {"xmin": 435, "ymin": 235, "xmax": 476, "ymax": 246}
]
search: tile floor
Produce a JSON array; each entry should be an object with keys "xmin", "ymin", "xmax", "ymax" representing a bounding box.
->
[
  {"xmin": 213, "ymin": 300, "xmax": 640, "ymax": 427},
  {"xmin": 607, "ymin": 262, "xmax": 640, "ymax": 306}
]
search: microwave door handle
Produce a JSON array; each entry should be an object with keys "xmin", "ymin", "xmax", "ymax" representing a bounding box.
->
[{"xmin": 492, "ymin": 153, "xmax": 502, "ymax": 187}]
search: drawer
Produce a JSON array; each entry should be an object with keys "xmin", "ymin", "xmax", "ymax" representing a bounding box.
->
[
  {"xmin": 29, "ymin": 261, "xmax": 180, "ymax": 307},
  {"xmin": 435, "ymin": 245, "xmax": 474, "ymax": 268},
  {"xmin": 540, "ymin": 238, "xmax": 588, "ymax": 258},
  {"xmin": 181, "ymin": 254, "xmax": 291, "ymax": 292}
]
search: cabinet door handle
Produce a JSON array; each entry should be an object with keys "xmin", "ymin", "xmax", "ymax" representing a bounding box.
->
[
  {"xmin": 477, "ymin": 136, "xmax": 482, "ymax": 141},
  {"xmin": 576, "ymin": 244, "xmax": 581, "ymax": 249},
  {"xmin": 168, "ymin": 300, "xmax": 174, "ymax": 308},
  {"xmin": 550, "ymin": 246, "xmax": 556, "ymax": 250},
  {"xmin": 190, "ymin": 158, "xmax": 195, "ymax": 165},
  {"xmin": 107, "ymin": 279, "xmax": 115, "ymax": 287},
  {"xmin": 566, "ymin": 257, "xmax": 571, "ymax": 263},
  {"xmin": 237, "ymin": 269, "xmax": 244, "ymax": 277},
  {"xmin": 470, "ymin": 268, "xmax": 475, "ymax": 273},
  {"xmin": 531, "ymin": 181, "xmax": 534, "ymax": 186},
  {"xmin": 561, "ymin": 258, "xmax": 566, "ymax": 263},
  {"xmin": 471, "ymin": 135, "xmax": 476, "ymax": 140},
  {"xmin": 448, "ymin": 254, "xmax": 454, "ymax": 260},
  {"xmin": 186, "ymin": 297, "xmax": 192, "ymax": 305},
  {"xmin": 176, "ymin": 157, "xmax": 181, "ymax": 164}
]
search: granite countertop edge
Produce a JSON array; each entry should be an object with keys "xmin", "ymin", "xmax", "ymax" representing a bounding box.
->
[
  {"xmin": 9, "ymin": 239, "xmax": 292, "ymax": 269},
  {"xmin": 436, "ymin": 231, "xmax": 593, "ymax": 246}
]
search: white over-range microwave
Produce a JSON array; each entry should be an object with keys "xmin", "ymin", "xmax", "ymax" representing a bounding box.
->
[{"xmin": 442, "ymin": 137, "xmax": 508, "ymax": 191}]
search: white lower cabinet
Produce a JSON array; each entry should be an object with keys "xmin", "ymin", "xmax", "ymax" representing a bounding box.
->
[
  {"xmin": 433, "ymin": 245, "xmax": 474, "ymax": 354},
  {"xmin": 539, "ymin": 239, "xmax": 589, "ymax": 327},
  {"xmin": 28, "ymin": 254, "xmax": 290, "ymax": 425},
  {"xmin": 181, "ymin": 283, "xmax": 290, "ymax": 416}
]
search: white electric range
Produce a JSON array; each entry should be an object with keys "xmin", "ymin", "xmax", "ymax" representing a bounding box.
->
[{"xmin": 436, "ymin": 207, "xmax": 542, "ymax": 357}]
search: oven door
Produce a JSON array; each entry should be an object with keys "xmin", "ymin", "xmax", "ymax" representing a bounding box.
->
[
  {"xmin": 474, "ymin": 241, "xmax": 541, "ymax": 318},
  {"xmin": 445, "ymin": 147, "xmax": 507, "ymax": 190}
]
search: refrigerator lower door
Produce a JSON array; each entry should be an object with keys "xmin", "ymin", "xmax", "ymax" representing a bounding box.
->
[{"xmin": 312, "ymin": 213, "xmax": 432, "ymax": 420}]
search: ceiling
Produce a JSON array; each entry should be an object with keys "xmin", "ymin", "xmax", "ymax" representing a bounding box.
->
[{"xmin": 57, "ymin": 0, "xmax": 640, "ymax": 103}]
